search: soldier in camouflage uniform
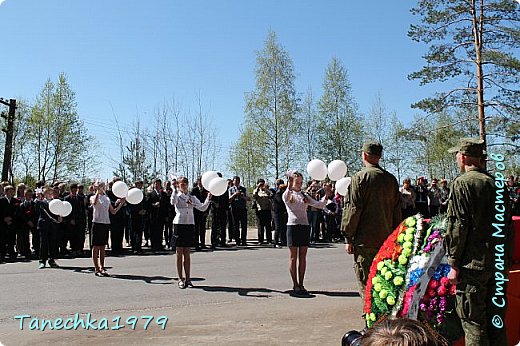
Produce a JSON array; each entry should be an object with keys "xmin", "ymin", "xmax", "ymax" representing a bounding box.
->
[
  {"xmin": 341, "ymin": 142, "xmax": 402, "ymax": 301},
  {"xmin": 446, "ymin": 138, "xmax": 514, "ymax": 346}
]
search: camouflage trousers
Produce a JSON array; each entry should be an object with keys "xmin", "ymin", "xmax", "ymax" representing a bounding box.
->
[
  {"xmin": 456, "ymin": 269, "xmax": 508, "ymax": 346},
  {"xmin": 352, "ymin": 246, "xmax": 379, "ymax": 302}
]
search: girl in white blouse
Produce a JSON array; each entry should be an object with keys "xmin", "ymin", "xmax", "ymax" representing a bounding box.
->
[
  {"xmin": 170, "ymin": 177, "xmax": 211, "ymax": 288},
  {"xmin": 282, "ymin": 171, "xmax": 326, "ymax": 295}
]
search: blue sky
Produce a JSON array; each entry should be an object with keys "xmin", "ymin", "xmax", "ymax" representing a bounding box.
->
[{"xmin": 0, "ymin": 0, "xmax": 435, "ymax": 179}]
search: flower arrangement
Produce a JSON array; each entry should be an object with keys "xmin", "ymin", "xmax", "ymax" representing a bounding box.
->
[
  {"xmin": 364, "ymin": 215, "xmax": 423, "ymax": 327},
  {"xmin": 399, "ymin": 219, "xmax": 447, "ymax": 318},
  {"xmin": 364, "ymin": 216, "xmax": 463, "ymax": 341},
  {"xmin": 419, "ymin": 263, "xmax": 456, "ymax": 324}
]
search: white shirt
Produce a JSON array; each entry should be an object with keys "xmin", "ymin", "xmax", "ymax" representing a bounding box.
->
[
  {"xmin": 91, "ymin": 194, "xmax": 111, "ymax": 224},
  {"xmin": 282, "ymin": 189, "xmax": 326, "ymax": 225},
  {"xmin": 170, "ymin": 190, "xmax": 210, "ymax": 225}
]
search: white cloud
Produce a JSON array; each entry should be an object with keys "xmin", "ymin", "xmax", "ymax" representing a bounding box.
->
[{"xmin": 0, "ymin": 0, "xmax": 6, "ymax": 6}]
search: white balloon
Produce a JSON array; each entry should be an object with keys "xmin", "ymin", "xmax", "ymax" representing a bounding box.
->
[
  {"xmin": 306, "ymin": 159, "xmax": 328, "ymax": 181},
  {"xmin": 328, "ymin": 160, "xmax": 348, "ymax": 181},
  {"xmin": 61, "ymin": 201, "xmax": 72, "ymax": 217},
  {"xmin": 127, "ymin": 188, "xmax": 144, "ymax": 204},
  {"xmin": 112, "ymin": 181, "xmax": 129, "ymax": 198},
  {"xmin": 49, "ymin": 199, "xmax": 64, "ymax": 216},
  {"xmin": 201, "ymin": 171, "xmax": 219, "ymax": 190},
  {"xmin": 335, "ymin": 177, "xmax": 352, "ymax": 196},
  {"xmin": 208, "ymin": 177, "xmax": 228, "ymax": 196}
]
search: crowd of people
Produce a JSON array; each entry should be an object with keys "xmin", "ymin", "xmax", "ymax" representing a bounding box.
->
[
  {"xmin": 0, "ymin": 167, "xmax": 518, "ymax": 268},
  {"xmin": 0, "ymin": 138, "xmax": 518, "ymax": 344}
]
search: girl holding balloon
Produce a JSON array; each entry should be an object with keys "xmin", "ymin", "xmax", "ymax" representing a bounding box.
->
[
  {"xmin": 90, "ymin": 181, "xmax": 126, "ymax": 277},
  {"xmin": 170, "ymin": 177, "xmax": 212, "ymax": 289},
  {"xmin": 283, "ymin": 171, "xmax": 327, "ymax": 295}
]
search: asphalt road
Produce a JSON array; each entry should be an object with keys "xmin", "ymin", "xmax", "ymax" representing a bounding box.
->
[{"xmin": 0, "ymin": 230, "xmax": 365, "ymax": 346}]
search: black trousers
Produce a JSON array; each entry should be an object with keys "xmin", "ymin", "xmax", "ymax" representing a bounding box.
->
[
  {"xmin": 71, "ymin": 223, "xmax": 86, "ymax": 252},
  {"xmin": 164, "ymin": 219, "xmax": 173, "ymax": 247},
  {"xmin": 39, "ymin": 225, "xmax": 58, "ymax": 262},
  {"xmin": 194, "ymin": 213, "xmax": 207, "ymax": 247},
  {"xmin": 150, "ymin": 218, "xmax": 165, "ymax": 250},
  {"xmin": 17, "ymin": 227, "xmax": 31, "ymax": 257},
  {"xmin": 0, "ymin": 226, "xmax": 7, "ymax": 260},
  {"xmin": 231, "ymin": 207, "xmax": 248, "ymax": 244},
  {"xmin": 211, "ymin": 210, "xmax": 227, "ymax": 246},
  {"xmin": 57, "ymin": 223, "xmax": 67, "ymax": 255},
  {"xmin": 6, "ymin": 225, "xmax": 17, "ymax": 258},
  {"xmin": 273, "ymin": 212, "xmax": 287, "ymax": 246},
  {"xmin": 323, "ymin": 214, "xmax": 335, "ymax": 242},
  {"xmin": 226, "ymin": 210, "xmax": 234, "ymax": 241},
  {"xmin": 130, "ymin": 215, "xmax": 144, "ymax": 252},
  {"xmin": 256, "ymin": 209, "xmax": 272, "ymax": 243},
  {"xmin": 31, "ymin": 227, "xmax": 40, "ymax": 256},
  {"xmin": 110, "ymin": 222, "xmax": 125, "ymax": 254}
]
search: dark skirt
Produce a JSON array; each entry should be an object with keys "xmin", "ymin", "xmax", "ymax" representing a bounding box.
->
[
  {"xmin": 173, "ymin": 224, "xmax": 195, "ymax": 248},
  {"xmin": 91, "ymin": 223, "xmax": 110, "ymax": 246},
  {"xmin": 287, "ymin": 224, "xmax": 310, "ymax": 247}
]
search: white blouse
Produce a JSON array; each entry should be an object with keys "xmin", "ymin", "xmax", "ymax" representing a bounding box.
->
[
  {"xmin": 282, "ymin": 189, "xmax": 327, "ymax": 226},
  {"xmin": 170, "ymin": 190, "xmax": 210, "ymax": 225},
  {"xmin": 91, "ymin": 194, "xmax": 111, "ymax": 224}
]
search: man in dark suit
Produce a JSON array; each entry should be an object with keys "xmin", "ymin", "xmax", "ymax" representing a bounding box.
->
[
  {"xmin": 16, "ymin": 188, "xmax": 38, "ymax": 259},
  {"xmin": 210, "ymin": 173, "xmax": 230, "ymax": 248},
  {"xmin": 129, "ymin": 179, "xmax": 146, "ymax": 254},
  {"xmin": 0, "ymin": 185, "xmax": 20, "ymax": 261},
  {"xmin": 147, "ymin": 179, "xmax": 168, "ymax": 251},
  {"xmin": 64, "ymin": 183, "xmax": 87, "ymax": 257},
  {"xmin": 107, "ymin": 177, "xmax": 128, "ymax": 256},
  {"xmin": 191, "ymin": 176, "xmax": 209, "ymax": 250}
]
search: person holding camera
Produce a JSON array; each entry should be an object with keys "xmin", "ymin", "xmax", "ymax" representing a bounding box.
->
[
  {"xmin": 90, "ymin": 181, "xmax": 125, "ymax": 276},
  {"xmin": 283, "ymin": 171, "xmax": 327, "ymax": 295},
  {"xmin": 252, "ymin": 178, "xmax": 273, "ymax": 245}
]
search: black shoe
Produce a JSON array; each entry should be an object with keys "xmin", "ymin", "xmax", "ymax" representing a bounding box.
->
[{"xmin": 48, "ymin": 260, "xmax": 59, "ymax": 268}]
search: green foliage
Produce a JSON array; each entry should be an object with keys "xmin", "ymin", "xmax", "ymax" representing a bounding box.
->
[
  {"xmin": 237, "ymin": 30, "xmax": 299, "ymax": 179},
  {"xmin": 229, "ymin": 126, "xmax": 269, "ymax": 188},
  {"xmin": 409, "ymin": 0, "xmax": 519, "ymax": 152},
  {"xmin": 316, "ymin": 57, "xmax": 364, "ymax": 174},
  {"xmin": 28, "ymin": 73, "xmax": 97, "ymax": 183},
  {"xmin": 402, "ymin": 112, "xmax": 463, "ymax": 180}
]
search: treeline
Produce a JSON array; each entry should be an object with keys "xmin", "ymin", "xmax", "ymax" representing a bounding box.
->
[
  {"xmin": 230, "ymin": 29, "xmax": 518, "ymax": 188},
  {"xmin": 1, "ymin": 1, "xmax": 518, "ymax": 187},
  {"xmin": 1, "ymin": 73, "xmax": 96, "ymax": 186}
]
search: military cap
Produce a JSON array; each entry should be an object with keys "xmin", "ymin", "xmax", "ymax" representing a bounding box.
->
[
  {"xmin": 448, "ymin": 138, "xmax": 486, "ymax": 157},
  {"xmin": 362, "ymin": 141, "xmax": 383, "ymax": 156}
]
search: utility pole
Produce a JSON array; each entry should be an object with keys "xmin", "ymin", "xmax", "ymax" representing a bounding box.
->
[{"xmin": 0, "ymin": 98, "xmax": 16, "ymax": 182}]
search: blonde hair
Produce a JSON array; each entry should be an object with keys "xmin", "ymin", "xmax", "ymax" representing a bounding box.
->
[{"xmin": 361, "ymin": 318, "xmax": 441, "ymax": 346}]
